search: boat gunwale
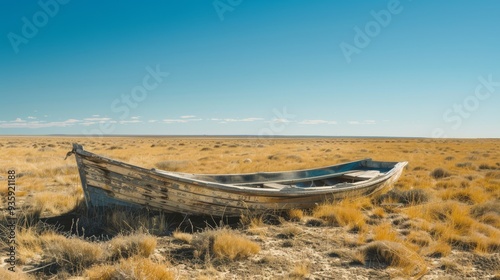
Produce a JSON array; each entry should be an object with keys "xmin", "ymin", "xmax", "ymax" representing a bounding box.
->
[{"xmin": 72, "ymin": 143, "xmax": 408, "ymax": 197}]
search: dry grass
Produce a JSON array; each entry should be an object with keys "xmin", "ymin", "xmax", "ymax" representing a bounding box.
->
[
  {"xmin": 107, "ymin": 233, "xmax": 157, "ymax": 260},
  {"xmin": 84, "ymin": 207, "xmax": 170, "ymax": 235},
  {"xmin": 45, "ymin": 236, "xmax": 104, "ymax": 272},
  {"xmin": 155, "ymin": 160, "xmax": 189, "ymax": 171},
  {"xmin": 0, "ymin": 267, "xmax": 34, "ymax": 280},
  {"xmin": 172, "ymin": 230, "xmax": 193, "ymax": 244},
  {"xmin": 86, "ymin": 257, "xmax": 174, "ymax": 280},
  {"xmin": 288, "ymin": 209, "xmax": 304, "ymax": 222},
  {"xmin": 212, "ymin": 229, "xmax": 261, "ymax": 260},
  {"xmin": 313, "ymin": 199, "xmax": 367, "ymax": 231},
  {"xmin": 288, "ymin": 261, "xmax": 310, "ymax": 279},
  {"xmin": 372, "ymin": 222, "xmax": 400, "ymax": 242},
  {"xmin": 192, "ymin": 228, "xmax": 260, "ymax": 261},
  {"xmin": 278, "ymin": 225, "xmax": 303, "ymax": 239},
  {"xmin": 355, "ymin": 241, "xmax": 427, "ymax": 277}
]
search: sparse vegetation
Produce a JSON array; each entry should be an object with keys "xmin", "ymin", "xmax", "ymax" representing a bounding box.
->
[
  {"xmin": 356, "ymin": 241, "xmax": 427, "ymax": 277},
  {"xmin": 430, "ymin": 168, "xmax": 452, "ymax": 179},
  {"xmin": 155, "ymin": 160, "xmax": 189, "ymax": 171},
  {"xmin": 107, "ymin": 232, "xmax": 157, "ymax": 260},
  {"xmin": 1, "ymin": 137, "xmax": 499, "ymax": 278},
  {"xmin": 86, "ymin": 257, "xmax": 175, "ymax": 280},
  {"xmin": 192, "ymin": 228, "xmax": 260, "ymax": 261}
]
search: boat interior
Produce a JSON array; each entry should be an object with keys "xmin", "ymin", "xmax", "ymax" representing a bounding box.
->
[{"xmin": 155, "ymin": 159, "xmax": 396, "ymax": 189}]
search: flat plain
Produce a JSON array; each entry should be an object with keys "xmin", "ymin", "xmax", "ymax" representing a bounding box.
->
[{"xmin": 0, "ymin": 136, "xmax": 499, "ymax": 279}]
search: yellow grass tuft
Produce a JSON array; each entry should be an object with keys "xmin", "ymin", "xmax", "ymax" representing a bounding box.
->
[
  {"xmin": 107, "ymin": 233, "xmax": 157, "ymax": 260},
  {"xmin": 173, "ymin": 230, "xmax": 193, "ymax": 244},
  {"xmin": 288, "ymin": 261, "xmax": 310, "ymax": 279},
  {"xmin": 31, "ymin": 190, "xmax": 81, "ymax": 215},
  {"xmin": 212, "ymin": 229, "xmax": 261, "ymax": 260},
  {"xmin": 313, "ymin": 199, "xmax": 367, "ymax": 231},
  {"xmin": 0, "ymin": 267, "xmax": 34, "ymax": 280},
  {"xmin": 423, "ymin": 240, "xmax": 452, "ymax": 258},
  {"xmin": 372, "ymin": 223, "xmax": 398, "ymax": 243},
  {"xmin": 86, "ymin": 257, "xmax": 174, "ymax": 280},
  {"xmin": 439, "ymin": 186, "xmax": 489, "ymax": 204},
  {"xmin": 371, "ymin": 207, "xmax": 386, "ymax": 218},
  {"xmin": 356, "ymin": 241, "xmax": 427, "ymax": 277},
  {"xmin": 45, "ymin": 236, "xmax": 104, "ymax": 272},
  {"xmin": 406, "ymin": 230, "xmax": 432, "ymax": 247},
  {"xmin": 14, "ymin": 227, "xmax": 45, "ymax": 264},
  {"xmin": 193, "ymin": 228, "xmax": 260, "ymax": 260},
  {"xmin": 279, "ymin": 225, "xmax": 302, "ymax": 239},
  {"xmin": 288, "ymin": 208, "xmax": 304, "ymax": 222}
]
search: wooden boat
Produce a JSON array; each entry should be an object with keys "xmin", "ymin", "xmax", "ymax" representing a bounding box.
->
[{"xmin": 70, "ymin": 143, "xmax": 408, "ymax": 217}]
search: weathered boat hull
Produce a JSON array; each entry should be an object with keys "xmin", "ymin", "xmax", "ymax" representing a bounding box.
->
[{"xmin": 72, "ymin": 144, "xmax": 407, "ymax": 217}]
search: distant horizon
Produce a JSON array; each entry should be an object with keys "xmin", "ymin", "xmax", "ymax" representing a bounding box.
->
[
  {"xmin": 2, "ymin": 1, "xmax": 499, "ymax": 138},
  {"xmin": 1, "ymin": 134, "xmax": 498, "ymax": 140}
]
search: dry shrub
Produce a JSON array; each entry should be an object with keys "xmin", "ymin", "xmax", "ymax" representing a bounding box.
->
[
  {"xmin": 456, "ymin": 162, "xmax": 475, "ymax": 169},
  {"xmin": 288, "ymin": 262, "xmax": 310, "ymax": 279},
  {"xmin": 372, "ymin": 223, "xmax": 399, "ymax": 242},
  {"xmin": 32, "ymin": 191, "xmax": 80, "ymax": 215},
  {"xmin": 278, "ymin": 225, "xmax": 302, "ymax": 239},
  {"xmin": 371, "ymin": 207, "xmax": 386, "ymax": 218},
  {"xmin": 86, "ymin": 257, "xmax": 174, "ymax": 280},
  {"xmin": 313, "ymin": 203, "xmax": 365, "ymax": 231},
  {"xmin": 155, "ymin": 160, "xmax": 189, "ymax": 171},
  {"xmin": 471, "ymin": 200, "xmax": 500, "ymax": 221},
  {"xmin": 12, "ymin": 226, "xmax": 44, "ymax": 264},
  {"xmin": 485, "ymin": 171, "xmax": 500, "ymax": 179},
  {"xmin": 241, "ymin": 210, "xmax": 283, "ymax": 227},
  {"xmin": 406, "ymin": 200, "xmax": 500, "ymax": 253},
  {"xmin": 471, "ymin": 200, "xmax": 500, "ymax": 228},
  {"xmin": 356, "ymin": 241, "xmax": 427, "ymax": 277},
  {"xmin": 477, "ymin": 212, "xmax": 500, "ymax": 228},
  {"xmin": 439, "ymin": 186, "xmax": 489, "ymax": 204},
  {"xmin": 423, "ymin": 240, "xmax": 452, "ymax": 258},
  {"xmin": 313, "ymin": 198, "xmax": 371, "ymax": 231},
  {"xmin": 375, "ymin": 189, "xmax": 429, "ymax": 206},
  {"xmin": 479, "ymin": 163, "xmax": 496, "ymax": 170},
  {"xmin": 45, "ymin": 236, "xmax": 104, "ymax": 272},
  {"xmin": 407, "ymin": 231, "xmax": 432, "ymax": 247},
  {"xmin": 212, "ymin": 229, "xmax": 260, "ymax": 260},
  {"xmin": 288, "ymin": 209, "xmax": 304, "ymax": 222},
  {"xmin": 286, "ymin": 154, "xmax": 303, "ymax": 162},
  {"xmin": 304, "ymin": 218, "xmax": 324, "ymax": 227},
  {"xmin": 0, "ymin": 268, "xmax": 34, "ymax": 280},
  {"xmin": 434, "ymin": 179, "xmax": 461, "ymax": 189},
  {"xmin": 107, "ymin": 233, "xmax": 157, "ymax": 260},
  {"xmin": 173, "ymin": 230, "xmax": 193, "ymax": 244},
  {"xmin": 430, "ymin": 168, "xmax": 452, "ymax": 179},
  {"xmin": 471, "ymin": 230, "xmax": 500, "ymax": 254},
  {"xmin": 193, "ymin": 228, "xmax": 260, "ymax": 260}
]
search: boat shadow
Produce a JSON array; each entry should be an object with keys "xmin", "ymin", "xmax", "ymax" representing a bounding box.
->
[{"xmin": 39, "ymin": 202, "xmax": 243, "ymax": 239}]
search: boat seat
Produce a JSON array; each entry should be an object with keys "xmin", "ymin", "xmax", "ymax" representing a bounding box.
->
[
  {"xmin": 237, "ymin": 170, "xmax": 365, "ymax": 186},
  {"xmin": 342, "ymin": 170, "xmax": 381, "ymax": 180},
  {"xmin": 262, "ymin": 183, "xmax": 287, "ymax": 189}
]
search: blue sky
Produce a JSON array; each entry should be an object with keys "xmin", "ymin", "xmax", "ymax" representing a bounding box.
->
[{"xmin": 1, "ymin": 0, "xmax": 499, "ymax": 137}]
